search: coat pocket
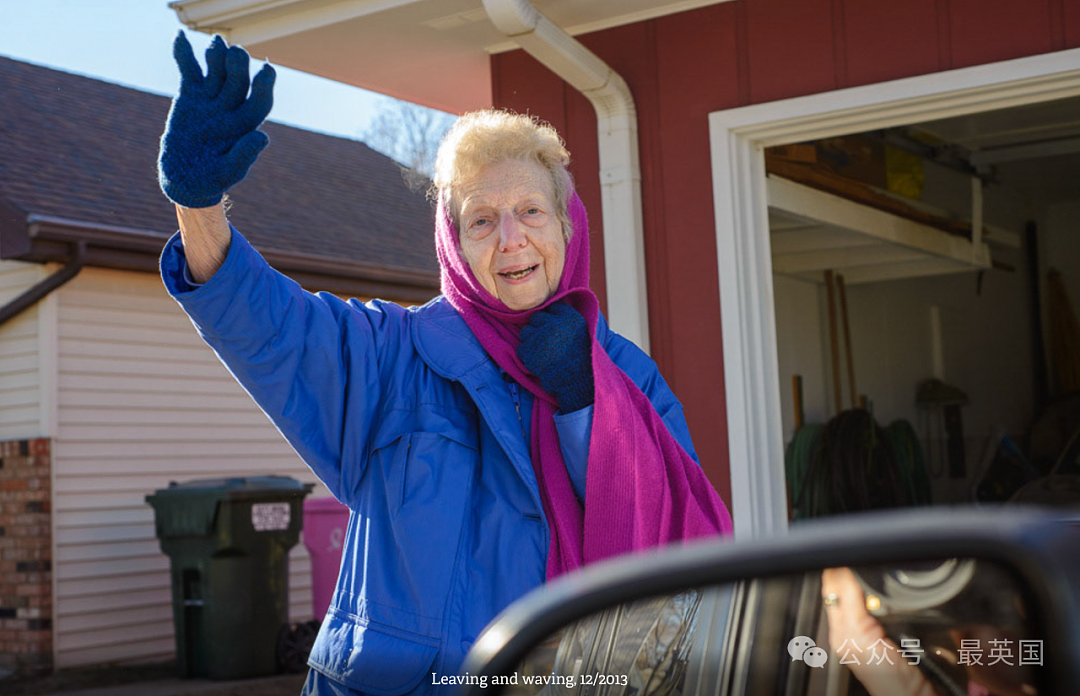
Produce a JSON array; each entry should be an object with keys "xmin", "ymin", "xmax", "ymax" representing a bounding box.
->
[
  {"xmin": 355, "ymin": 428, "xmax": 478, "ymax": 631},
  {"xmin": 398, "ymin": 430, "xmax": 476, "ymax": 510},
  {"xmin": 391, "ymin": 432, "xmax": 476, "ymax": 614},
  {"xmin": 382, "ymin": 430, "xmax": 477, "ymax": 521},
  {"xmin": 310, "ymin": 614, "xmax": 439, "ymax": 696}
]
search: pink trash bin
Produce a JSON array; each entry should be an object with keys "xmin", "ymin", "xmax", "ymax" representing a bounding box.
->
[{"xmin": 302, "ymin": 496, "xmax": 350, "ymax": 622}]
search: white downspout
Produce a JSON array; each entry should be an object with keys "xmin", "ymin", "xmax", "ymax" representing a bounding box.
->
[{"xmin": 482, "ymin": 0, "xmax": 650, "ymax": 354}]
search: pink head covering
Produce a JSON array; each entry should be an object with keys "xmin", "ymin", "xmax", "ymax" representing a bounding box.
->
[{"xmin": 436, "ymin": 182, "xmax": 731, "ymax": 578}]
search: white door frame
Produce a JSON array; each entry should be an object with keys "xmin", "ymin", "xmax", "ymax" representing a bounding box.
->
[{"xmin": 710, "ymin": 48, "xmax": 1080, "ymax": 540}]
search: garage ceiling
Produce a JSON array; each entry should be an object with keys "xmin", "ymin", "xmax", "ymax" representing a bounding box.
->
[{"xmin": 912, "ymin": 95, "xmax": 1080, "ymax": 204}]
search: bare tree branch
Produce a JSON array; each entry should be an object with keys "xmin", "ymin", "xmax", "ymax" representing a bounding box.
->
[{"xmin": 362, "ymin": 100, "xmax": 456, "ymax": 190}]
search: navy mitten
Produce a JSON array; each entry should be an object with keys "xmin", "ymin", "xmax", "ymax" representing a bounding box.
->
[
  {"xmin": 517, "ymin": 303, "xmax": 595, "ymax": 414},
  {"xmin": 158, "ymin": 32, "xmax": 275, "ymax": 208}
]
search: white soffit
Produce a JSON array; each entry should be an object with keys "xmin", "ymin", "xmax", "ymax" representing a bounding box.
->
[{"xmin": 169, "ymin": 0, "xmax": 733, "ymax": 113}]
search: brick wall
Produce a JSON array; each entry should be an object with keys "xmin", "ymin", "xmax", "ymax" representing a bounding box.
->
[{"xmin": 0, "ymin": 438, "xmax": 52, "ymax": 677}]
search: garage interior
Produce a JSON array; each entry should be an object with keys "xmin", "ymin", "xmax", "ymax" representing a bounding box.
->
[{"xmin": 769, "ymin": 95, "xmax": 1080, "ymax": 518}]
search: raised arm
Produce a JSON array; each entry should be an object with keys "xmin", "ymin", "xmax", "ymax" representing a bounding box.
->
[
  {"xmin": 155, "ymin": 33, "xmax": 394, "ymax": 501},
  {"xmin": 158, "ymin": 32, "xmax": 274, "ymax": 281}
]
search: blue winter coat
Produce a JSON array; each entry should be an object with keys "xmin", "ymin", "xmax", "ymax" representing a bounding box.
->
[{"xmin": 161, "ymin": 227, "xmax": 699, "ymax": 694}]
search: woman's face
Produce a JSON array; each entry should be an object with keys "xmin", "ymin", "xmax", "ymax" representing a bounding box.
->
[{"xmin": 457, "ymin": 159, "xmax": 566, "ymax": 311}]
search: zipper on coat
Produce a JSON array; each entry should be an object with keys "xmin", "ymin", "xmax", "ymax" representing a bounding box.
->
[{"xmin": 506, "ymin": 377, "xmax": 528, "ymax": 443}]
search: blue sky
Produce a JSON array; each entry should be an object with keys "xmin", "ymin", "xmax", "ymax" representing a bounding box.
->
[{"xmin": 0, "ymin": 0, "xmax": 423, "ymax": 142}]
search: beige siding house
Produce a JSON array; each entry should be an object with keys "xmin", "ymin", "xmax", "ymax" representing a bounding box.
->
[
  {"xmin": 0, "ymin": 261, "xmax": 48, "ymax": 440},
  {"xmin": 0, "ymin": 56, "xmax": 438, "ymax": 676}
]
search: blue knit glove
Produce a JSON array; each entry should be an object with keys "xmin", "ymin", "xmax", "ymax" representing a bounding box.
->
[
  {"xmin": 158, "ymin": 32, "xmax": 275, "ymax": 208},
  {"xmin": 517, "ymin": 303, "xmax": 594, "ymax": 414}
]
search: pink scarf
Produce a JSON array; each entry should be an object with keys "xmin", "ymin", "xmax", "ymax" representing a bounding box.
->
[{"xmin": 435, "ymin": 187, "xmax": 732, "ymax": 579}]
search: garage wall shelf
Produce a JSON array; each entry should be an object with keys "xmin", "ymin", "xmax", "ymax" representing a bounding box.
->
[{"xmin": 768, "ymin": 175, "xmax": 992, "ymax": 285}]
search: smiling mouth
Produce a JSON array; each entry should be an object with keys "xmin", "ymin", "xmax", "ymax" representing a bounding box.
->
[{"xmin": 499, "ymin": 265, "xmax": 538, "ymax": 280}]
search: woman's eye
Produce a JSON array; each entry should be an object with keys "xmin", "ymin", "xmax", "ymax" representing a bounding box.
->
[
  {"xmin": 467, "ymin": 218, "xmax": 493, "ymax": 239},
  {"xmin": 468, "ymin": 217, "xmax": 493, "ymax": 232}
]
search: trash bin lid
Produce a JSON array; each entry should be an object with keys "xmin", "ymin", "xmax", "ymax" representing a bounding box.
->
[
  {"xmin": 151, "ymin": 475, "xmax": 311, "ymax": 497},
  {"xmin": 146, "ymin": 476, "xmax": 312, "ymax": 538}
]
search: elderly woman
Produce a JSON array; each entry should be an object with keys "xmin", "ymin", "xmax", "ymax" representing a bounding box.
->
[{"xmin": 158, "ymin": 33, "xmax": 731, "ymax": 695}]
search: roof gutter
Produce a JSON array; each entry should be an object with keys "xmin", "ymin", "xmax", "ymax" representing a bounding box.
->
[
  {"xmin": 0, "ymin": 241, "xmax": 86, "ymax": 327},
  {"xmin": 481, "ymin": 0, "xmax": 650, "ymax": 353},
  {"xmin": 7, "ymin": 215, "xmax": 439, "ymax": 303}
]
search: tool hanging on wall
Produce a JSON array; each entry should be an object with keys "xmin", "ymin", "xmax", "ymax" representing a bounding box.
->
[
  {"xmin": 838, "ymin": 273, "xmax": 858, "ymax": 409},
  {"xmin": 824, "ymin": 270, "xmax": 861, "ymax": 414},
  {"xmin": 917, "ymin": 378, "xmax": 969, "ymax": 479},
  {"xmin": 792, "ymin": 374, "xmax": 804, "ymax": 430},
  {"xmin": 824, "ymin": 270, "xmax": 843, "ymax": 415},
  {"xmin": 1046, "ymin": 269, "xmax": 1080, "ymax": 397},
  {"xmin": 788, "ymin": 374, "xmax": 805, "ymax": 521}
]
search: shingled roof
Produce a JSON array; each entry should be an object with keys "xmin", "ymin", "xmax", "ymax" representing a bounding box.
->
[{"xmin": 0, "ymin": 55, "xmax": 439, "ymax": 300}]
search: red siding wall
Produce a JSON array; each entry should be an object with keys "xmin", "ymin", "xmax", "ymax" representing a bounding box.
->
[{"xmin": 491, "ymin": 0, "xmax": 1080, "ymax": 508}]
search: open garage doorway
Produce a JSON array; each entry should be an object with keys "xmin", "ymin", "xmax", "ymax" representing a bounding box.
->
[
  {"xmin": 709, "ymin": 48, "xmax": 1080, "ymax": 537},
  {"xmin": 769, "ymin": 97, "xmax": 1080, "ymax": 520}
]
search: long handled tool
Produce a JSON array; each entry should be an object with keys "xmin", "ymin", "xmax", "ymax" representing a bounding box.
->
[
  {"xmin": 837, "ymin": 273, "xmax": 857, "ymax": 409},
  {"xmin": 792, "ymin": 374, "xmax": 804, "ymax": 430},
  {"xmin": 824, "ymin": 270, "xmax": 842, "ymax": 416}
]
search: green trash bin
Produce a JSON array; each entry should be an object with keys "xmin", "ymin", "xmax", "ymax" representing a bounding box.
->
[{"xmin": 146, "ymin": 475, "xmax": 313, "ymax": 680}]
